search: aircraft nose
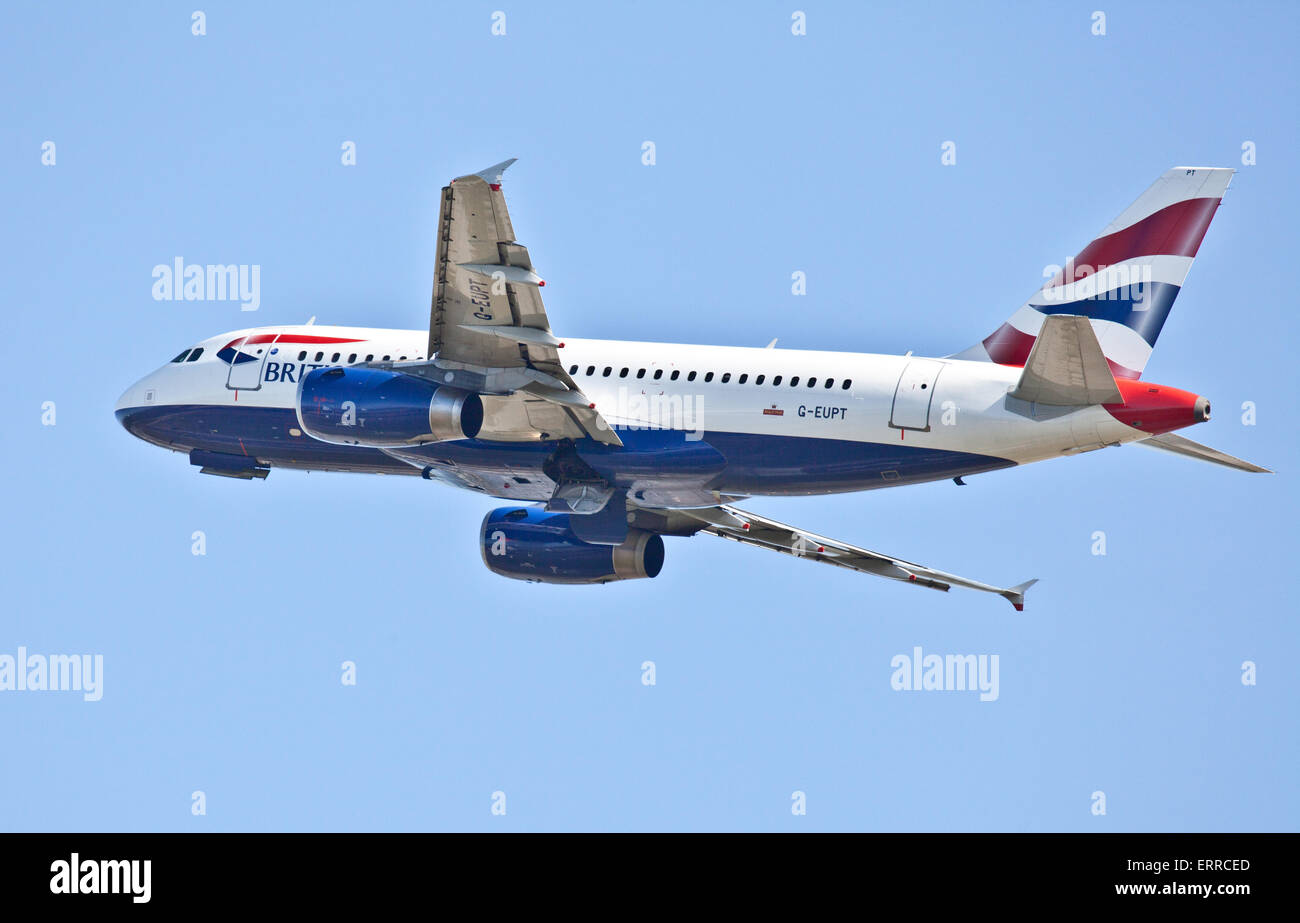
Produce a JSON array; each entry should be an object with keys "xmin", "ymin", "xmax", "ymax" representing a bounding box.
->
[
  {"xmin": 114, "ymin": 382, "xmax": 136, "ymax": 415},
  {"xmin": 114, "ymin": 372, "xmax": 160, "ymax": 437},
  {"xmin": 115, "ymin": 385, "xmax": 145, "ymax": 436}
]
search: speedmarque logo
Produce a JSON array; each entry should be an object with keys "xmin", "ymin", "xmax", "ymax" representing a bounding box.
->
[{"xmin": 50, "ymin": 853, "xmax": 151, "ymax": 903}]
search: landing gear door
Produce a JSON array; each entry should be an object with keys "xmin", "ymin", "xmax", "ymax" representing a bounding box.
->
[
  {"xmin": 889, "ymin": 359, "xmax": 944, "ymax": 432},
  {"xmin": 225, "ymin": 334, "xmax": 279, "ymax": 391}
]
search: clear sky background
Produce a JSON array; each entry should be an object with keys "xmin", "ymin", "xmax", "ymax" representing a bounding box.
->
[{"xmin": 2, "ymin": 1, "xmax": 1296, "ymax": 831}]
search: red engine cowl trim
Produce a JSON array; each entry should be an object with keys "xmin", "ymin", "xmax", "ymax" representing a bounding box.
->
[{"xmin": 1104, "ymin": 380, "xmax": 1207, "ymax": 435}]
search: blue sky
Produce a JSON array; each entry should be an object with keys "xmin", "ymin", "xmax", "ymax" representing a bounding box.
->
[{"xmin": 2, "ymin": 1, "xmax": 1296, "ymax": 831}]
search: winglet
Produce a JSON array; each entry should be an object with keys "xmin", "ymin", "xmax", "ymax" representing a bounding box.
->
[
  {"xmin": 1001, "ymin": 578, "xmax": 1039, "ymax": 612},
  {"xmin": 466, "ymin": 158, "xmax": 518, "ymax": 186}
]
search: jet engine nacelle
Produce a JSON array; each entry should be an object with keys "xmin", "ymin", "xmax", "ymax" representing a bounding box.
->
[
  {"xmin": 480, "ymin": 506, "xmax": 665, "ymax": 585},
  {"xmin": 297, "ymin": 367, "xmax": 483, "ymax": 446}
]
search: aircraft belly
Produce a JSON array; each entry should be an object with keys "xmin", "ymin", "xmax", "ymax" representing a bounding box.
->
[{"xmin": 121, "ymin": 402, "xmax": 1016, "ymax": 497}]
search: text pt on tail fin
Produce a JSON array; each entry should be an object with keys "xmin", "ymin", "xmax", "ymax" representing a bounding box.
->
[{"xmin": 953, "ymin": 167, "xmax": 1234, "ymax": 380}]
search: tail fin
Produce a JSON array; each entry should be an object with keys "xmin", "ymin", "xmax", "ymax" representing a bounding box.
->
[{"xmin": 954, "ymin": 167, "xmax": 1234, "ymax": 379}]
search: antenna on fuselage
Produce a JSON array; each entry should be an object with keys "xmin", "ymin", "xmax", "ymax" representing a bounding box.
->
[
  {"xmin": 306, "ymin": 316, "xmax": 317, "ymax": 326},
  {"xmin": 764, "ymin": 338, "xmax": 778, "ymax": 349}
]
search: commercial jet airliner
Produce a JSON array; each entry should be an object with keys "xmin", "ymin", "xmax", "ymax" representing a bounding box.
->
[{"xmin": 116, "ymin": 162, "xmax": 1267, "ymax": 608}]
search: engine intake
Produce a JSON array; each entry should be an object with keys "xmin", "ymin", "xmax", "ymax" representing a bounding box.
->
[
  {"xmin": 481, "ymin": 506, "xmax": 665, "ymax": 585},
  {"xmin": 297, "ymin": 367, "xmax": 483, "ymax": 446}
]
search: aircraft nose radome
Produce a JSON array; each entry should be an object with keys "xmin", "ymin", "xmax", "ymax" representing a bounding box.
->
[
  {"xmin": 115, "ymin": 401, "xmax": 160, "ymax": 445},
  {"xmin": 114, "ymin": 384, "xmax": 135, "ymax": 415}
]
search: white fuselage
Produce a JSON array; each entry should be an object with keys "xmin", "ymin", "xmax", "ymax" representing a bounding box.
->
[{"xmin": 116, "ymin": 324, "xmax": 1154, "ymax": 501}]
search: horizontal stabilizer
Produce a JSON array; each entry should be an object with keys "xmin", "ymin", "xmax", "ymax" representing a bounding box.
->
[
  {"xmin": 1137, "ymin": 432, "xmax": 1271, "ymax": 473},
  {"xmin": 1008, "ymin": 314, "xmax": 1122, "ymax": 406},
  {"xmin": 1001, "ymin": 579, "xmax": 1038, "ymax": 612}
]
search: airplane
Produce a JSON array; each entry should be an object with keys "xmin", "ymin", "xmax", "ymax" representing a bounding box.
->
[{"xmin": 116, "ymin": 161, "xmax": 1268, "ymax": 609}]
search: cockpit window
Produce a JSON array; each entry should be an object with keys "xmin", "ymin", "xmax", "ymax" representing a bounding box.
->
[
  {"xmin": 171, "ymin": 349, "xmax": 191, "ymax": 363},
  {"xmin": 185, "ymin": 348, "xmax": 203, "ymax": 362}
]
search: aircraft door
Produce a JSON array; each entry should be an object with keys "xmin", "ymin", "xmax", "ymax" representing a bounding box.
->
[
  {"xmin": 889, "ymin": 359, "xmax": 945, "ymax": 432},
  {"xmin": 225, "ymin": 334, "xmax": 280, "ymax": 391}
]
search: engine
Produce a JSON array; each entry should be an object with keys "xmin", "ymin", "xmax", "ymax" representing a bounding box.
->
[
  {"xmin": 296, "ymin": 367, "xmax": 483, "ymax": 446},
  {"xmin": 481, "ymin": 506, "xmax": 666, "ymax": 585}
]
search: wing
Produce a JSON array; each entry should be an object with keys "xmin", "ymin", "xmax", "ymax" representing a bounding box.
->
[
  {"xmin": 675, "ymin": 504, "xmax": 1037, "ymax": 610},
  {"xmin": 427, "ymin": 159, "xmax": 621, "ymax": 446}
]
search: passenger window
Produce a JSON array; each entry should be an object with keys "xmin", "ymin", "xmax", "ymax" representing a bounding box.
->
[
  {"xmin": 297, "ymin": 350, "xmax": 307, "ymax": 361},
  {"xmin": 399, "ymin": 356, "xmax": 407, "ymax": 361},
  {"xmin": 721, "ymin": 373, "xmax": 731, "ymax": 383},
  {"xmin": 824, "ymin": 378, "xmax": 834, "ymax": 388},
  {"xmin": 569, "ymin": 364, "xmax": 579, "ymax": 374},
  {"xmin": 331, "ymin": 353, "xmax": 340, "ymax": 362},
  {"xmin": 670, "ymin": 370, "xmax": 680, "ymax": 381},
  {"xmin": 737, "ymin": 374, "xmax": 747, "ymax": 384},
  {"xmin": 773, "ymin": 375, "xmax": 782, "ymax": 386},
  {"xmin": 653, "ymin": 369, "xmax": 663, "ymax": 380},
  {"xmin": 315, "ymin": 352, "xmax": 324, "ymax": 361},
  {"xmin": 790, "ymin": 376, "xmax": 800, "ymax": 386},
  {"xmin": 348, "ymin": 353, "xmax": 357, "ymax": 363},
  {"xmin": 619, "ymin": 367, "xmax": 629, "ymax": 378},
  {"xmin": 586, "ymin": 365, "xmax": 595, "ymax": 375},
  {"xmin": 687, "ymin": 371, "xmax": 697, "ymax": 381},
  {"xmin": 171, "ymin": 350, "xmax": 190, "ymax": 363},
  {"xmin": 636, "ymin": 369, "xmax": 646, "ymax": 379},
  {"xmin": 807, "ymin": 377, "xmax": 817, "ymax": 388},
  {"xmin": 755, "ymin": 374, "xmax": 765, "ymax": 385},
  {"xmin": 383, "ymin": 355, "xmax": 391, "ymax": 361},
  {"xmin": 366, "ymin": 354, "xmax": 374, "ymax": 362},
  {"xmin": 602, "ymin": 367, "xmax": 612, "ymax": 377},
  {"xmin": 186, "ymin": 348, "xmax": 203, "ymax": 362},
  {"xmin": 842, "ymin": 379, "xmax": 852, "ymax": 390}
]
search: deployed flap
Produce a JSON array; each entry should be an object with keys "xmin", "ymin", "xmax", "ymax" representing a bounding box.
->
[
  {"xmin": 681, "ymin": 505, "xmax": 1036, "ymax": 610},
  {"xmin": 1137, "ymin": 432, "xmax": 1271, "ymax": 473},
  {"xmin": 429, "ymin": 158, "xmax": 554, "ymax": 369},
  {"xmin": 423, "ymin": 159, "xmax": 621, "ymax": 446},
  {"xmin": 1008, "ymin": 314, "xmax": 1122, "ymax": 406}
]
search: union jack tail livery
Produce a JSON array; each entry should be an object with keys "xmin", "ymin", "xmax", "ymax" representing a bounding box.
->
[{"xmin": 957, "ymin": 167, "xmax": 1234, "ymax": 379}]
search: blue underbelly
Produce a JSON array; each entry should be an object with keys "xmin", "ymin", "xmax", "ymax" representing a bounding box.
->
[{"xmin": 117, "ymin": 404, "xmax": 1015, "ymax": 493}]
